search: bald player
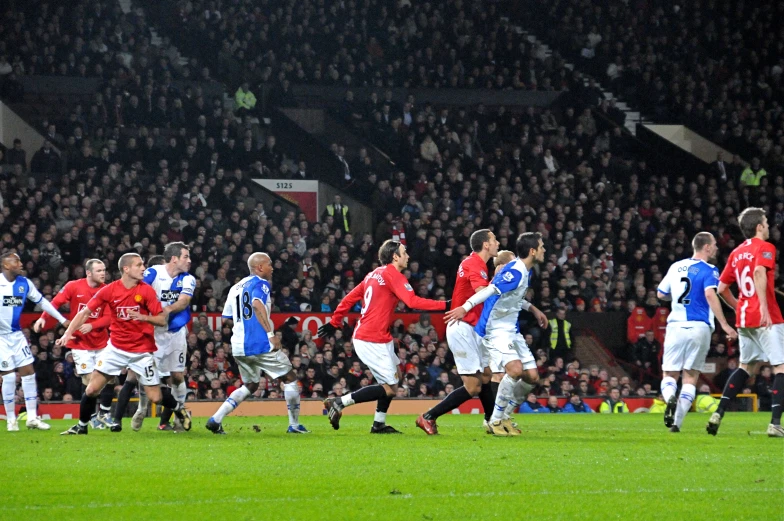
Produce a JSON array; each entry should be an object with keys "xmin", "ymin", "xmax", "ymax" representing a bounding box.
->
[{"xmin": 206, "ymin": 253, "xmax": 308, "ymax": 434}]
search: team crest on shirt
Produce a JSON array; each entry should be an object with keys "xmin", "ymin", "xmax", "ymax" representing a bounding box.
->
[
  {"xmin": 134, "ymin": 294, "xmax": 143, "ymax": 303},
  {"xmin": 480, "ymin": 270, "xmax": 488, "ymax": 279},
  {"xmin": 97, "ymin": 360, "xmax": 102, "ymax": 367},
  {"xmin": 1, "ymin": 361, "xmax": 7, "ymax": 368},
  {"xmin": 176, "ymin": 280, "xmax": 182, "ymax": 287},
  {"xmin": 18, "ymin": 286, "xmax": 23, "ymax": 293},
  {"xmin": 81, "ymin": 363, "xmax": 87, "ymax": 370},
  {"xmin": 404, "ymin": 283, "xmax": 413, "ymax": 291}
]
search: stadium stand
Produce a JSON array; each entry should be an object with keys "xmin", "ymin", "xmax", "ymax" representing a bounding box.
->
[{"xmin": 0, "ymin": 0, "xmax": 781, "ymax": 407}]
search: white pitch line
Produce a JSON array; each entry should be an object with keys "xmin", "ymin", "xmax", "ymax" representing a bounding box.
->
[{"xmin": 12, "ymin": 486, "xmax": 783, "ymax": 511}]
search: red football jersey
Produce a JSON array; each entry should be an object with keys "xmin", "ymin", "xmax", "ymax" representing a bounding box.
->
[
  {"xmin": 450, "ymin": 252, "xmax": 492, "ymax": 326},
  {"xmin": 719, "ymin": 238, "xmax": 783, "ymax": 328},
  {"xmin": 41, "ymin": 278, "xmax": 110, "ymax": 350},
  {"xmin": 332, "ymin": 264, "xmax": 447, "ymax": 343},
  {"xmin": 86, "ymin": 280, "xmax": 162, "ymax": 353}
]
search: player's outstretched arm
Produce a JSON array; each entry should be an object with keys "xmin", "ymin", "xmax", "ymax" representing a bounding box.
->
[
  {"xmin": 56, "ymin": 307, "xmax": 90, "ymax": 347},
  {"xmin": 706, "ymin": 288, "xmax": 737, "ymax": 341},
  {"xmin": 325, "ymin": 280, "xmax": 366, "ymax": 330},
  {"xmin": 444, "ymin": 284, "xmax": 498, "ymax": 323},
  {"xmin": 34, "ymin": 283, "xmax": 70, "ymax": 333},
  {"xmin": 388, "ymin": 272, "xmax": 447, "ymax": 312}
]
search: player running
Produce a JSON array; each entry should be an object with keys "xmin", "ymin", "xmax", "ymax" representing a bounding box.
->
[
  {"xmin": 320, "ymin": 240, "xmax": 448, "ymax": 434},
  {"xmin": 1, "ymin": 252, "xmax": 69, "ymax": 431},
  {"xmin": 445, "ymin": 233, "xmax": 549, "ymax": 436},
  {"xmin": 205, "ymin": 253, "xmax": 308, "ymax": 435},
  {"xmin": 656, "ymin": 232, "xmax": 737, "ymax": 432},
  {"xmin": 58, "ymin": 253, "xmax": 186, "ymax": 435},
  {"xmin": 33, "ymin": 259, "xmax": 114, "ymax": 429},
  {"xmin": 416, "ymin": 229, "xmax": 499, "ymax": 435},
  {"xmin": 709, "ymin": 208, "xmax": 784, "ymax": 437}
]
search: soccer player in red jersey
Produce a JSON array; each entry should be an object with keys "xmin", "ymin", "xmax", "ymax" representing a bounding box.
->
[
  {"xmin": 319, "ymin": 240, "xmax": 448, "ymax": 433},
  {"xmin": 33, "ymin": 259, "xmax": 115, "ymax": 428},
  {"xmin": 710, "ymin": 208, "xmax": 784, "ymax": 437},
  {"xmin": 415, "ymin": 229, "xmax": 498, "ymax": 435},
  {"xmin": 58, "ymin": 253, "xmax": 185, "ymax": 435}
]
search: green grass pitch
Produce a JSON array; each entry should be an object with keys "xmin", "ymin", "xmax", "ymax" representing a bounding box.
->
[{"xmin": 3, "ymin": 413, "xmax": 782, "ymax": 521}]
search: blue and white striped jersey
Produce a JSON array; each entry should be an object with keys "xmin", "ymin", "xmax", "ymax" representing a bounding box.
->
[
  {"xmin": 475, "ymin": 258, "xmax": 532, "ymax": 337},
  {"xmin": 143, "ymin": 265, "xmax": 196, "ymax": 332},
  {"xmin": 658, "ymin": 258, "xmax": 718, "ymax": 329},
  {"xmin": 0, "ymin": 274, "xmax": 43, "ymax": 334},
  {"xmin": 222, "ymin": 275, "xmax": 272, "ymax": 356}
]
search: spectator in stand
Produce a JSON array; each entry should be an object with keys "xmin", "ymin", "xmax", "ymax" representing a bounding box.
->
[
  {"xmin": 600, "ymin": 388, "xmax": 629, "ymax": 413},
  {"xmin": 563, "ymin": 393, "xmax": 594, "ymax": 413},
  {"xmin": 519, "ymin": 392, "xmax": 546, "ymax": 413},
  {"xmin": 548, "ymin": 307, "xmax": 574, "ymax": 362},
  {"xmin": 542, "ymin": 396, "xmax": 563, "ymax": 413},
  {"xmin": 234, "ymin": 82, "xmax": 257, "ymax": 119},
  {"xmin": 6, "ymin": 139, "xmax": 26, "ymax": 172},
  {"xmin": 634, "ymin": 330, "xmax": 661, "ymax": 372}
]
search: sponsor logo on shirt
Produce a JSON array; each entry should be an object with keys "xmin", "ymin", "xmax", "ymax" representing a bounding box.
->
[
  {"xmin": 2, "ymin": 296, "xmax": 24, "ymax": 306},
  {"xmin": 160, "ymin": 290, "xmax": 180, "ymax": 302},
  {"xmin": 116, "ymin": 306, "xmax": 141, "ymax": 320},
  {"xmin": 77, "ymin": 302, "xmax": 101, "ymax": 319}
]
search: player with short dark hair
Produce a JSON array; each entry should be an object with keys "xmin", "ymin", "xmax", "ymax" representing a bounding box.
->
[
  {"xmin": 445, "ymin": 233, "xmax": 549, "ymax": 436},
  {"xmin": 1, "ymin": 252, "xmax": 69, "ymax": 431},
  {"xmin": 710, "ymin": 208, "xmax": 784, "ymax": 437},
  {"xmin": 416, "ymin": 229, "xmax": 498, "ymax": 435},
  {"xmin": 320, "ymin": 240, "xmax": 448, "ymax": 434}
]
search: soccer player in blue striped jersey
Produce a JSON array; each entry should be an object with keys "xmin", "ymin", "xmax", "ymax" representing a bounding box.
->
[
  {"xmin": 206, "ymin": 253, "xmax": 308, "ymax": 435},
  {"xmin": 445, "ymin": 233, "xmax": 549, "ymax": 436},
  {"xmin": 657, "ymin": 232, "xmax": 737, "ymax": 432},
  {"xmin": 0, "ymin": 252, "xmax": 69, "ymax": 431},
  {"xmin": 141, "ymin": 242, "xmax": 196, "ymax": 431}
]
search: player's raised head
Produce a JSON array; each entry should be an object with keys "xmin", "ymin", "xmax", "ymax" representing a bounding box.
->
[
  {"xmin": 738, "ymin": 207, "xmax": 768, "ymax": 240},
  {"xmin": 118, "ymin": 252, "xmax": 144, "ymax": 279},
  {"xmin": 691, "ymin": 232, "xmax": 716, "ymax": 259},
  {"xmin": 147, "ymin": 255, "xmax": 165, "ymax": 266},
  {"xmin": 164, "ymin": 241, "xmax": 190, "ymax": 271},
  {"xmin": 516, "ymin": 232, "xmax": 544, "ymax": 262},
  {"xmin": 379, "ymin": 239, "xmax": 404, "ymax": 266},
  {"xmin": 494, "ymin": 250, "xmax": 515, "ymax": 269},
  {"xmin": 248, "ymin": 252, "xmax": 272, "ymax": 280},
  {"xmin": 84, "ymin": 259, "xmax": 106, "ymax": 284},
  {"xmin": 470, "ymin": 229, "xmax": 498, "ymax": 256}
]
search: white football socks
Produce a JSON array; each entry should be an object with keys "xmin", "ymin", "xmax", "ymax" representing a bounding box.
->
[
  {"xmin": 283, "ymin": 382, "xmax": 301, "ymax": 427},
  {"xmin": 674, "ymin": 383, "xmax": 696, "ymax": 428},
  {"xmin": 504, "ymin": 378, "xmax": 534, "ymax": 419},
  {"xmin": 173, "ymin": 381, "xmax": 188, "ymax": 406},
  {"xmin": 213, "ymin": 385, "xmax": 251, "ymax": 423},
  {"xmin": 661, "ymin": 376, "xmax": 678, "ymax": 403},
  {"xmin": 490, "ymin": 374, "xmax": 517, "ymax": 422},
  {"xmin": 21, "ymin": 374, "xmax": 38, "ymax": 420},
  {"xmin": 2, "ymin": 374, "xmax": 16, "ymax": 422}
]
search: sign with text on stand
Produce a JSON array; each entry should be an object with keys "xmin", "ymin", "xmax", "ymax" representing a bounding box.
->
[{"xmin": 254, "ymin": 179, "xmax": 319, "ymax": 222}]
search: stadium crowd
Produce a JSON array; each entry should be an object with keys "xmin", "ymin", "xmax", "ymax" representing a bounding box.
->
[
  {"xmin": 522, "ymin": 0, "xmax": 784, "ymax": 172},
  {"xmin": 0, "ymin": 0, "xmax": 781, "ymax": 411}
]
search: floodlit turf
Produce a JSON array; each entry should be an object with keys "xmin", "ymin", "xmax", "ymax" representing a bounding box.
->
[{"xmin": 2, "ymin": 413, "xmax": 782, "ymax": 521}]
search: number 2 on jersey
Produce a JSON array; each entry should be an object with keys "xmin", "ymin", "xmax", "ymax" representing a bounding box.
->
[{"xmin": 677, "ymin": 277, "xmax": 692, "ymax": 305}]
